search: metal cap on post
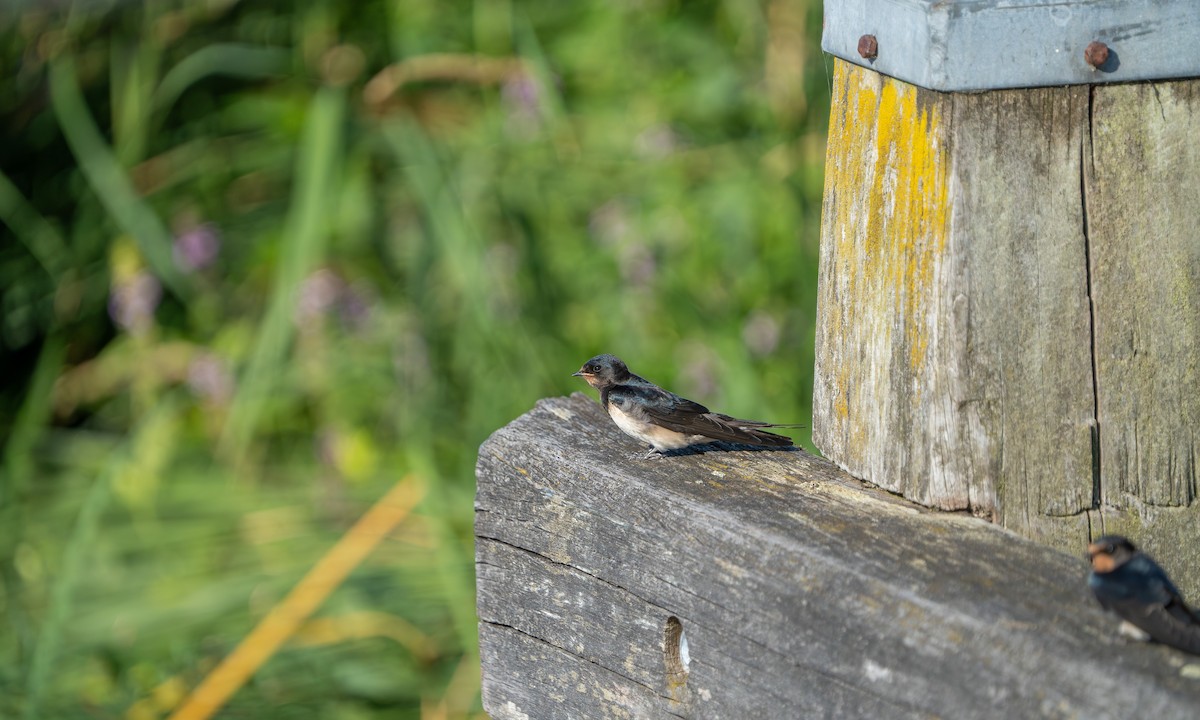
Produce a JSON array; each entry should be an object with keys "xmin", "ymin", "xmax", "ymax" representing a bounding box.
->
[{"xmin": 823, "ymin": 0, "xmax": 1200, "ymax": 91}]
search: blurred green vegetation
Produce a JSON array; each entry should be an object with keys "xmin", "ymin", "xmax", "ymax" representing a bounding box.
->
[{"xmin": 0, "ymin": 0, "xmax": 828, "ymax": 717}]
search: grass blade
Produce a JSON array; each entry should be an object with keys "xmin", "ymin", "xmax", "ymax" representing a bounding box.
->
[
  {"xmin": 219, "ymin": 86, "xmax": 345, "ymax": 462},
  {"xmin": 21, "ymin": 470, "xmax": 111, "ymax": 720},
  {"xmin": 154, "ymin": 44, "xmax": 290, "ymax": 116},
  {"xmin": 48, "ymin": 56, "xmax": 186, "ymax": 297},
  {"xmin": 21, "ymin": 397, "xmax": 179, "ymax": 719},
  {"xmin": 1, "ymin": 335, "xmax": 65, "ymax": 670},
  {"xmin": 0, "ymin": 171, "xmax": 73, "ymax": 280},
  {"xmin": 1, "ymin": 336, "xmax": 64, "ymax": 511}
]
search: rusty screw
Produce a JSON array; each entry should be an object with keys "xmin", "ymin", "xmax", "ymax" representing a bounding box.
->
[
  {"xmin": 1084, "ymin": 41, "xmax": 1109, "ymax": 69},
  {"xmin": 858, "ymin": 34, "xmax": 878, "ymax": 60}
]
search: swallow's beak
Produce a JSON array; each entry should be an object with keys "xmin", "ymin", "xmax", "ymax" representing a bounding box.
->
[{"xmin": 571, "ymin": 370, "xmax": 584, "ymax": 377}]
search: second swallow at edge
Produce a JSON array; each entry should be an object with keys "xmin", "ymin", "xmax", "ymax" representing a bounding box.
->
[
  {"xmin": 573, "ymin": 354, "xmax": 801, "ymax": 458},
  {"xmin": 1087, "ymin": 535, "xmax": 1200, "ymax": 655}
]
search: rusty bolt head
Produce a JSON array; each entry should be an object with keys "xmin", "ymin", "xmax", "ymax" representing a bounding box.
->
[
  {"xmin": 1085, "ymin": 41, "xmax": 1109, "ymax": 69},
  {"xmin": 858, "ymin": 34, "xmax": 878, "ymax": 60}
]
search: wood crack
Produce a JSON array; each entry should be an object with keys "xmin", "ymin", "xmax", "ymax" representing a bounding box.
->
[
  {"xmin": 1081, "ymin": 84, "xmax": 1102, "ymax": 513},
  {"xmin": 480, "ymin": 619, "xmax": 688, "ymax": 716},
  {"xmin": 477, "ymin": 533, "xmax": 675, "ymax": 617}
]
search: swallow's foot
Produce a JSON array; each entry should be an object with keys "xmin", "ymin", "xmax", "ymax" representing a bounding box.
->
[{"xmin": 643, "ymin": 447, "xmax": 663, "ymax": 460}]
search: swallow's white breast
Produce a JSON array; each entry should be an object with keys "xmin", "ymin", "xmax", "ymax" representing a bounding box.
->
[{"xmin": 607, "ymin": 404, "xmax": 707, "ymax": 451}]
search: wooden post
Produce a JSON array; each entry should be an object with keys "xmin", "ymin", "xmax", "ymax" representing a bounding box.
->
[
  {"xmin": 475, "ymin": 395, "xmax": 1200, "ymax": 718},
  {"xmin": 815, "ymin": 5, "xmax": 1200, "ymax": 598}
]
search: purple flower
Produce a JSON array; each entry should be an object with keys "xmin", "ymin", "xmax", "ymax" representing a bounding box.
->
[
  {"xmin": 173, "ymin": 224, "xmax": 221, "ymax": 272},
  {"xmin": 108, "ymin": 272, "xmax": 162, "ymax": 333},
  {"xmin": 295, "ymin": 269, "xmax": 345, "ymax": 323},
  {"xmin": 187, "ymin": 353, "xmax": 233, "ymax": 404},
  {"xmin": 337, "ymin": 281, "xmax": 374, "ymax": 332},
  {"xmin": 502, "ymin": 72, "xmax": 543, "ymax": 137}
]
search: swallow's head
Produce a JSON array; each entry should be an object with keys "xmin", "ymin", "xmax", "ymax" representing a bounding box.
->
[
  {"xmin": 1088, "ymin": 535, "xmax": 1137, "ymax": 574},
  {"xmin": 572, "ymin": 354, "xmax": 630, "ymax": 389}
]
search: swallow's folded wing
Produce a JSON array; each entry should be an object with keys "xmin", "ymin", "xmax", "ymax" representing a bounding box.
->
[
  {"xmin": 1117, "ymin": 597, "xmax": 1200, "ymax": 655},
  {"xmin": 613, "ymin": 385, "xmax": 791, "ymax": 446}
]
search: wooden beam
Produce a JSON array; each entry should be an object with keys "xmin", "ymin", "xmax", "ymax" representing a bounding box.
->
[{"xmin": 476, "ymin": 394, "xmax": 1200, "ymax": 719}]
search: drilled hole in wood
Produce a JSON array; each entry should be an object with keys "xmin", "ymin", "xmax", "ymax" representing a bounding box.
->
[{"xmin": 664, "ymin": 616, "xmax": 689, "ymax": 689}]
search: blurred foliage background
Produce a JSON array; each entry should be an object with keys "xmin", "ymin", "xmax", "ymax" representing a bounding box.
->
[{"xmin": 0, "ymin": 0, "xmax": 828, "ymax": 717}]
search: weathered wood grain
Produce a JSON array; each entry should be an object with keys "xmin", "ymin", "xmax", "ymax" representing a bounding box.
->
[
  {"xmin": 814, "ymin": 59, "xmax": 1096, "ymax": 535},
  {"xmin": 814, "ymin": 60, "xmax": 1200, "ymax": 586},
  {"xmin": 945, "ymin": 83, "xmax": 1097, "ymax": 536},
  {"xmin": 476, "ymin": 394, "xmax": 1200, "ymax": 720},
  {"xmin": 1087, "ymin": 79, "xmax": 1200, "ymax": 509}
]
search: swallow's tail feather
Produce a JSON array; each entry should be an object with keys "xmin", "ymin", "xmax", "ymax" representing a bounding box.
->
[
  {"xmin": 738, "ymin": 427, "xmax": 795, "ymax": 447},
  {"xmin": 702, "ymin": 414, "xmax": 795, "ymax": 447},
  {"xmin": 711, "ymin": 413, "xmax": 805, "ymax": 430}
]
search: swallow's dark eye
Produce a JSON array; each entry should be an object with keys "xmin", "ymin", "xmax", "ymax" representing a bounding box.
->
[{"xmin": 587, "ymin": 365, "xmax": 598, "ymax": 373}]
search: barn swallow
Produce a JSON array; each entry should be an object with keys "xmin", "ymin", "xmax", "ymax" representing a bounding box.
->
[
  {"xmin": 572, "ymin": 354, "xmax": 800, "ymax": 458},
  {"xmin": 1087, "ymin": 535, "xmax": 1200, "ymax": 655}
]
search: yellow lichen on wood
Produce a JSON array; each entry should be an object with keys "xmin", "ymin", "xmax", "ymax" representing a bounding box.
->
[{"xmin": 821, "ymin": 59, "xmax": 950, "ymax": 423}]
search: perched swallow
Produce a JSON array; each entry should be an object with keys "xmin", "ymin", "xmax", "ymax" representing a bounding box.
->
[
  {"xmin": 1087, "ymin": 535, "xmax": 1200, "ymax": 655},
  {"xmin": 572, "ymin": 354, "xmax": 799, "ymax": 457}
]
